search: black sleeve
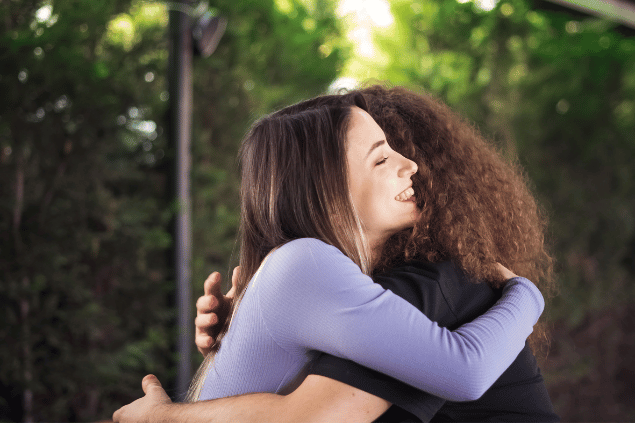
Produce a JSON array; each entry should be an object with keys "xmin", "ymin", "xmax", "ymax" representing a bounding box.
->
[{"xmin": 309, "ymin": 261, "xmax": 495, "ymax": 422}]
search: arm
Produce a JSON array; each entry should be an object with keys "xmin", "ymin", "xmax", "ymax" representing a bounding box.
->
[
  {"xmin": 195, "ymin": 242, "xmax": 542, "ymax": 402},
  {"xmin": 258, "ymin": 239, "xmax": 544, "ymax": 402},
  {"xmin": 192, "ymin": 264, "xmax": 446, "ymax": 421},
  {"xmin": 306, "ymin": 260, "xmax": 506, "ymax": 420},
  {"xmin": 113, "ymin": 374, "xmax": 390, "ymax": 423}
]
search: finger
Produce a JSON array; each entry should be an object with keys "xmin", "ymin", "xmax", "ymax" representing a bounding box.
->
[
  {"xmin": 231, "ymin": 266, "xmax": 240, "ymax": 285},
  {"xmin": 203, "ymin": 272, "xmax": 222, "ymax": 296},
  {"xmin": 195, "ymin": 313, "xmax": 219, "ymax": 329},
  {"xmin": 195, "ymin": 333, "xmax": 214, "ymax": 349},
  {"xmin": 495, "ymin": 262, "xmax": 517, "ymax": 280},
  {"xmin": 196, "ymin": 294, "xmax": 219, "ymax": 313},
  {"xmin": 227, "ymin": 266, "xmax": 240, "ymax": 299},
  {"xmin": 195, "ymin": 314, "xmax": 219, "ymax": 333}
]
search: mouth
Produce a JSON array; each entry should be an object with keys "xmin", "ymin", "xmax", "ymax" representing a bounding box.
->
[{"xmin": 395, "ymin": 187, "xmax": 415, "ymax": 202}]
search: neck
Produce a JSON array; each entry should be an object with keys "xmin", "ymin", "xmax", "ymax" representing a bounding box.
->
[{"xmin": 368, "ymin": 235, "xmax": 388, "ymax": 268}]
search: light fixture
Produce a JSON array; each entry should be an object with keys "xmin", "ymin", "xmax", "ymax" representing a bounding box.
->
[{"xmin": 193, "ymin": 12, "xmax": 227, "ymax": 57}]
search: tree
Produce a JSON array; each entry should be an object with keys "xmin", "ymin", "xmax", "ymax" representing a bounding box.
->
[{"xmin": 0, "ymin": 0, "xmax": 344, "ymax": 420}]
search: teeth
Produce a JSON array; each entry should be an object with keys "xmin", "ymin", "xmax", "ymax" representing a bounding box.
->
[{"xmin": 395, "ymin": 187, "xmax": 414, "ymax": 202}]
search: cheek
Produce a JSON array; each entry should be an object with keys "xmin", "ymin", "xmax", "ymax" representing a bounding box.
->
[
  {"xmin": 350, "ymin": 181, "xmax": 380, "ymax": 222},
  {"xmin": 387, "ymin": 176, "xmax": 399, "ymax": 189},
  {"xmin": 368, "ymin": 184, "xmax": 394, "ymax": 223},
  {"xmin": 355, "ymin": 186, "xmax": 375, "ymax": 217}
]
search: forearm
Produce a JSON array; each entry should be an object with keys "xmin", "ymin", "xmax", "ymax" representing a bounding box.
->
[
  {"xmin": 154, "ymin": 376, "xmax": 388, "ymax": 423},
  {"xmin": 146, "ymin": 393, "xmax": 286, "ymax": 423}
]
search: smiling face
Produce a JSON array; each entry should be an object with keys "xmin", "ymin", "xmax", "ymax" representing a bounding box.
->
[{"xmin": 346, "ymin": 107, "xmax": 419, "ymax": 253}]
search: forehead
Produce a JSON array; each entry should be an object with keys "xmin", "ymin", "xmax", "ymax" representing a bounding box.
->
[{"xmin": 346, "ymin": 107, "xmax": 385, "ymax": 150}]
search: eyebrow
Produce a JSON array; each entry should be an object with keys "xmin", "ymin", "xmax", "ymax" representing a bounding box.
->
[{"xmin": 365, "ymin": 140, "xmax": 386, "ymax": 159}]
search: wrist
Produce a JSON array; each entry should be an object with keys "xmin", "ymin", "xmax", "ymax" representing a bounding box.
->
[{"xmin": 503, "ymin": 277, "xmax": 545, "ymax": 323}]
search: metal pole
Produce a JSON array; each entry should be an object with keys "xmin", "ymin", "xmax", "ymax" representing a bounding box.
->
[{"xmin": 168, "ymin": 0, "xmax": 193, "ymax": 398}]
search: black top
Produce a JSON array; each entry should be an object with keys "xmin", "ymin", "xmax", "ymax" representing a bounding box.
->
[{"xmin": 309, "ymin": 260, "xmax": 559, "ymax": 422}]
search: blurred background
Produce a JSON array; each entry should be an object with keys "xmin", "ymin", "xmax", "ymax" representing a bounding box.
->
[{"xmin": 2, "ymin": 0, "xmax": 634, "ymax": 421}]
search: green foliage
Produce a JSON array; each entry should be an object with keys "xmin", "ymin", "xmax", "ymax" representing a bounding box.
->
[
  {"xmin": 0, "ymin": 0, "xmax": 342, "ymax": 420},
  {"xmin": 342, "ymin": 1, "xmax": 635, "ymax": 419},
  {"xmin": 1, "ymin": 0, "xmax": 173, "ymax": 419},
  {"xmin": 3, "ymin": 0, "xmax": 632, "ymax": 420}
]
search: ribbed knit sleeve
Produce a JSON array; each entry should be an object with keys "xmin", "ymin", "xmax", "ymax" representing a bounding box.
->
[{"xmin": 256, "ymin": 238, "xmax": 544, "ymax": 402}]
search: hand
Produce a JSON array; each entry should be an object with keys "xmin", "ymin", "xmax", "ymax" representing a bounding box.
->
[
  {"xmin": 195, "ymin": 268, "xmax": 238, "ymax": 356},
  {"xmin": 112, "ymin": 375, "xmax": 172, "ymax": 423},
  {"xmin": 495, "ymin": 262, "xmax": 518, "ymax": 280}
]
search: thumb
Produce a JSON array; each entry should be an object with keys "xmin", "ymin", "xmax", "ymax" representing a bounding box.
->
[
  {"xmin": 227, "ymin": 266, "xmax": 240, "ymax": 299},
  {"xmin": 141, "ymin": 374, "xmax": 172, "ymax": 403},
  {"xmin": 142, "ymin": 374, "xmax": 162, "ymax": 394},
  {"xmin": 203, "ymin": 272, "xmax": 223, "ymax": 297},
  {"xmin": 141, "ymin": 374, "xmax": 171, "ymax": 403}
]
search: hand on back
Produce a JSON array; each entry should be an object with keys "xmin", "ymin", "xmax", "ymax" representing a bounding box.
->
[{"xmin": 195, "ymin": 267, "xmax": 238, "ymax": 356}]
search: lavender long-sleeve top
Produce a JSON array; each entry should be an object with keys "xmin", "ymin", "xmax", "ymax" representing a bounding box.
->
[{"xmin": 199, "ymin": 238, "xmax": 544, "ymax": 402}]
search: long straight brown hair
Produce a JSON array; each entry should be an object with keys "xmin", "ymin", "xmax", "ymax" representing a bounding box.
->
[{"xmin": 186, "ymin": 93, "xmax": 371, "ymax": 401}]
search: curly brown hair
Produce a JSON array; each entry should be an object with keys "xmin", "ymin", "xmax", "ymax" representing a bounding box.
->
[{"xmin": 356, "ymin": 85, "xmax": 556, "ymax": 355}]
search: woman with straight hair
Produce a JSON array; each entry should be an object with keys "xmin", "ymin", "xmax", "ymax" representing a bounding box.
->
[
  {"xmin": 187, "ymin": 86, "xmax": 559, "ymax": 422},
  {"xmin": 113, "ymin": 90, "xmax": 546, "ymax": 423}
]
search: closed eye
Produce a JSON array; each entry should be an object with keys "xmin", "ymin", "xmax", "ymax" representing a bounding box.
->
[{"xmin": 375, "ymin": 157, "xmax": 388, "ymax": 166}]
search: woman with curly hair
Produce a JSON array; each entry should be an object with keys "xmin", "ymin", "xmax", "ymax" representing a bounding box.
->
[
  {"xmin": 113, "ymin": 87, "xmax": 554, "ymax": 423},
  {"xmin": 301, "ymin": 85, "xmax": 558, "ymax": 422},
  {"xmin": 364, "ymin": 84, "xmax": 555, "ymax": 349}
]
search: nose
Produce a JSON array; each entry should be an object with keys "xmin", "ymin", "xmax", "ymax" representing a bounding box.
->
[{"xmin": 398, "ymin": 154, "xmax": 418, "ymax": 178}]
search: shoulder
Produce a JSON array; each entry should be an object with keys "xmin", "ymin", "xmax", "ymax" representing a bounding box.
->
[
  {"xmin": 268, "ymin": 238, "xmax": 358, "ymax": 271},
  {"xmin": 274, "ymin": 237, "xmax": 340, "ymax": 256},
  {"xmin": 433, "ymin": 262, "xmax": 498, "ymax": 325},
  {"xmin": 373, "ymin": 260, "xmax": 449, "ymax": 296},
  {"xmin": 257, "ymin": 238, "xmax": 363, "ymax": 295},
  {"xmin": 372, "ymin": 261, "xmax": 450, "ymax": 322},
  {"xmin": 254, "ymin": 238, "xmax": 378, "ymax": 339},
  {"xmin": 376, "ymin": 260, "xmax": 468, "ymax": 285},
  {"xmin": 374, "ymin": 260, "xmax": 498, "ymax": 328}
]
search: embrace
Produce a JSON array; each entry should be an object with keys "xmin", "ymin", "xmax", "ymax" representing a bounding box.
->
[{"xmin": 113, "ymin": 85, "xmax": 558, "ymax": 422}]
